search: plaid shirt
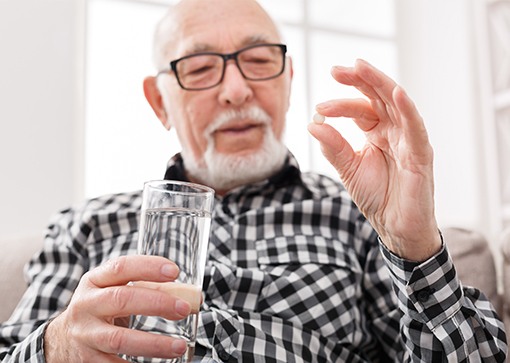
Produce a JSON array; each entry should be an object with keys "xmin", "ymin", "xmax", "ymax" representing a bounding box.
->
[{"xmin": 0, "ymin": 153, "xmax": 507, "ymax": 362}]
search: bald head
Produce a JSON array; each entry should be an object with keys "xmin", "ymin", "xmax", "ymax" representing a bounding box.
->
[{"xmin": 152, "ymin": 0, "xmax": 282, "ymax": 70}]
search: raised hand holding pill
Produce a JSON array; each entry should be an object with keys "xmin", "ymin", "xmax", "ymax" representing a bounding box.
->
[{"xmin": 308, "ymin": 59, "xmax": 441, "ymax": 262}]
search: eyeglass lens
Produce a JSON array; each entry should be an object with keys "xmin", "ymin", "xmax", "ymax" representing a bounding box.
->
[{"xmin": 175, "ymin": 44, "xmax": 284, "ymax": 90}]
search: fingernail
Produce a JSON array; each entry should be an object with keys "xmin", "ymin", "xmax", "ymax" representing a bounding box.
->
[
  {"xmin": 161, "ymin": 263, "xmax": 178, "ymax": 278},
  {"xmin": 355, "ymin": 58, "xmax": 366, "ymax": 66},
  {"xmin": 171, "ymin": 339, "xmax": 187, "ymax": 354},
  {"xmin": 316, "ymin": 101, "xmax": 332, "ymax": 110},
  {"xmin": 175, "ymin": 299, "xmax": 191, "ymax": 317},
  {"xmin": 331, "ymin": 65, "xmax": 345, "ymax": 71}
]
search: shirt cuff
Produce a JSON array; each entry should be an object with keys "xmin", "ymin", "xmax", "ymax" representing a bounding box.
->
[{"xmin": 379, "ymin": 237, "xmax": 463, "ymax": 331}]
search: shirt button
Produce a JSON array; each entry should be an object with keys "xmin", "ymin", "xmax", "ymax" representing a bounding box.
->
[
  {"xmin": 218, "ymin": 350, "xmax": 230, "ymax": 362},
  {"xmin": 416, "ymin": 288, "xmax": 436, "ymax": 302}
]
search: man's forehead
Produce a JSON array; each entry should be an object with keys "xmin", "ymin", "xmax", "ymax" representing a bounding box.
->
[
  {"xmin": 158, "ymin": 0, "xmax": 281, "ymax": 60},
  {"xmin": 180, "ymin": 34, "xmax": 276, "ymax": 55}
]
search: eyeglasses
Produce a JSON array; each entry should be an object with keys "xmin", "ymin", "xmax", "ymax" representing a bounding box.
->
[{"xmin": 158, "ymin": 43, "xmax": 287, "ymax": 91}]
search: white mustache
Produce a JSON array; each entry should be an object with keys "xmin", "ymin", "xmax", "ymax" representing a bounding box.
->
[{"xmin": 205, "ymin": 106, "xmax": 272, "ymax": 136}]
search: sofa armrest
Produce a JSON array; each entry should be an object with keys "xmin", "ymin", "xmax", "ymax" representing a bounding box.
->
[
  {"xmin": 0, "ymin": 234, "xmax": 42, "ymax": 322},
  {"xmin": 443, "ymin": 227, "xmax": 501, "ymax": 314}
]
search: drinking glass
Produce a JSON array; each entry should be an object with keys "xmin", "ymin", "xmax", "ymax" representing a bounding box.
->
[{"xmin": 128, "ymin": 180, "xmax": 214, "ymax": 363}]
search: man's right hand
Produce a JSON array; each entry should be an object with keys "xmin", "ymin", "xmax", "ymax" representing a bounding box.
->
[{"xmin": 44, "ymin": 255, "xmax": 192, "ymax": 362}]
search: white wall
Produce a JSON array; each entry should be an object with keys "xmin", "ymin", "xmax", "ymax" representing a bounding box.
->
[
  {"xmin": 396, "ymin": 0, "xmax": 491, "ymax": 238},
  {"xmin": 0, "ymin": 0, "xmax": 83, "ymax": 239},
  {"xmin": 0, "ymin": 0, "xmax": 497, "ymax": 244}
]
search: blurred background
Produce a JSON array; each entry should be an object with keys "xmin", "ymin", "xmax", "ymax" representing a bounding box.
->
[{"xmin": 0, "ymin": 0, "xmax": 509, "ymax": 256}]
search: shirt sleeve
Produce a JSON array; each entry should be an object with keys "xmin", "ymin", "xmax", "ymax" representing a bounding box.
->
[
  {"xmin": 0, "ymin": 192, "xmax": 140, "ymax": 363},
  {"xmin": 0, "ymin": 323, "xmax": 47, "ymax": 362},
  {"xmin": 0, "ymin": 208, "xmax": 87, "ymax": 363},
  {"xmin": 379, "ymin": 239, "xmax": 508, "ymax": 362}
]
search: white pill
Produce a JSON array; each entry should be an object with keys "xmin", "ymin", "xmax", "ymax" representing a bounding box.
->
[{"xmin": 313, "ymin": 113, "xmax": 325, "ymax": 125}]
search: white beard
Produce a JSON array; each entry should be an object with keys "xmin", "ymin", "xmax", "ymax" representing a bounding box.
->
[{"xmin": 181, "ymin": 106, "xmax": 288, "ymax": 191}]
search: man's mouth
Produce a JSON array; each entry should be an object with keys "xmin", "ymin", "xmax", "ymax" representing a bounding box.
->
[{"xmin": 215, "ymin": 122, "xmax": 264, "ymax": 135}]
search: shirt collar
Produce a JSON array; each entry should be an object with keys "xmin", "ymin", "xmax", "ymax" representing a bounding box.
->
[{"xmin": 163, "ymin": 151, "xmax": 304, "ymax": 195}]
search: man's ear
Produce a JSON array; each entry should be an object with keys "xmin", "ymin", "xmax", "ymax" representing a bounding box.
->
[
  {"xmin": 143, "ymin": 76, "xmax": 170, "ymax": 129},
  {"xmin": 285, "ymin": 56, "xmax": 294, "ymax": 110},
  {"xmin": 287, "ymin": 56, "xmax": 294, "ymax": 80}
]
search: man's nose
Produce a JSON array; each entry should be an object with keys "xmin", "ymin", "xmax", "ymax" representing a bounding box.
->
[{"xmin": 218, "ymin": 61, "xmax": 253, "ymax": 106}]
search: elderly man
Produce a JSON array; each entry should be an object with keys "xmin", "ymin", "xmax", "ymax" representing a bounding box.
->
[{"xmin": 0, "ymin": 0, "xmax": 507, "ymax": 362}]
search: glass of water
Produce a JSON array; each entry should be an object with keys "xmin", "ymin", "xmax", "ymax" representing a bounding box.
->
[{"xmin": 129, "ymin": 180, "xmax": 215, "ymax": 363}]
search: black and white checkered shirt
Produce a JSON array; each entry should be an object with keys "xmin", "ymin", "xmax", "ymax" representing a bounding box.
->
[{"xmin": 0, "ymin": 153, "xmax": 507, "ymax": 362}]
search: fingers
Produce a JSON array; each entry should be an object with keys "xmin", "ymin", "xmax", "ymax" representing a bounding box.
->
[
  {"xmin": 51, "ymin": 312, "xmax": 188, "ymax": 361},
  {"xmin": 86, "ymin": 283, "xmax": 192, "ymax": 320},
  {"xmin": 76, "ymin": 255, "xmax": 192, "ymax": 321},
  {"xmin": 330, "ymin": 60, "xmax": 403, "ymax": 128},
  {"xmin": 316, "ymin": 98, "xmax": 379, "ymax": 132},
  {"xmin": 326, "ymin": 60, "xmax": 428, "ymax": 137},
  {"xmin": 132, "ymin": 281, "xmax": 202, "ymax": 313},
  {"xmin": 92, "ymin": 325, "xmax": 188, "ymax": 359},
  {"xmin": 330, "ymin": 65, "xmax": 380, "ymax": 101},
  {"xmin": 308, "ymin": 59, "xmax": 429, "ymax": 178},
  {"xmin": 393, "ymin": 85, "xmax": 429, "ymax": 142},
  {"xmin": 331, "ymin": 59, "xmax": 396, "ymax": 107},
  {"xmin": 307, "ymin": 122, "xmax": 356, "ymax": 176},
  {"xmin": 87, "ymin": 255, "xmax": 180, "ymax": 288},
  {"xmin": 354, "ymin": 59, "xmax": 398, "ymax": 107},
  {"xmin": 45, "ymin": 256, "xmax": 195, "ymax": 362}
]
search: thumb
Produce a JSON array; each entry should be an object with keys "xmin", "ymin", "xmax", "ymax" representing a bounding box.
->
[{"xmin": 307, "ymin": 122, "xmax": 356, "ymax": 174}]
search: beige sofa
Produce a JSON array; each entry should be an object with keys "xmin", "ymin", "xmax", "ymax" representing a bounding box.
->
[
  {"xmin": 1, "ymin": 227, "xmax": 509, "ymax": 343},
  {"xmin": 0, "ymin": 234, "xmax": 43, "ymax": 322}
]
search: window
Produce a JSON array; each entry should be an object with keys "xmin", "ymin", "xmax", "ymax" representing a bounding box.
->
[{"xmin": 85, "ymin": 0, "xmax": 396, "ymax": 197}]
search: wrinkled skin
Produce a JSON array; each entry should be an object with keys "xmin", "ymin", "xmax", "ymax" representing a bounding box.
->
[{"xmin": 308, "ymin": 60, "xmax": 441, "ymax": 262}]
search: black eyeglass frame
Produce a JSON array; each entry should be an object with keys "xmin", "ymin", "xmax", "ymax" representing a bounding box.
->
[{"xmin": 158, "ymin": 43, "xmax": 287, "ymax": 91}]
